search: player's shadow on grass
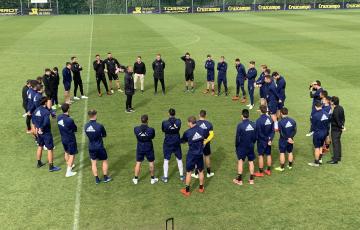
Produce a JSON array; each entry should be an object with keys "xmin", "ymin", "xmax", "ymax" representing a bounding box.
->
[
  {"xmin": 134, "ymin": 96, "xmax": 153, "ymax": 108},
  {"xmin": 203, "ymin": 146, "xmax": 226, "ymax": 188},
  {"xmin": 110, "ymin": 149, "xmax": 134, "ymax": 178}
]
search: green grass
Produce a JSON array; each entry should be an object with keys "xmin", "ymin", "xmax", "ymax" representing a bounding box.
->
[{"xmin": 1, "ymin": 10, "xmax": 360, "ymax": 229}]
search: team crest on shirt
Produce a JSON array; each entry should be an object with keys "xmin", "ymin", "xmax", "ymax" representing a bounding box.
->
[
  {"xmin": 285, "ymin": 121, "xmax": 293, "ymax": 128},
  {"xmin": 58, "ymin": 119, "xmax": 65, "ymax": 127},
  {"xmin": 199, "ymin": 123, "xmax": 208, "ymax": 130},
  {"xmin": 321, "ymin": 114, "xmax": 328, "ymax": 121},
  {"xmin": 192, "ymin": 132, "xmax": 203, "ymax": 141},
  {"xmin": 265, "ymin": 118, "xmax": 272, "ymax": 126},
  {"xmin": 35, "ymin": 110, "xmax": 41, "ymax": 117},
  {"xmin": 245, "ymin": 124, "xmax": 254, "ymax": 131},
  {"xmin": 86, "ymin": 125, "xmax": 95, "ymax": 132}
]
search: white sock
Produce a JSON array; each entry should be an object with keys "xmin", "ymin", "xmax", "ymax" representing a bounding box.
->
[
  {"xmin": 163, "ymin": 160, "xmax": 169, "ymax": 178},
  {"xmin": 66, "ymin": 166, "xmax": 72, "ymax": 174},
  {"xmin": 274, "ymin": 121, "xmax": 279, "ymax": 130},
  {"xmin": 176, "ymin": 158, "xmax": 184, "ymax": 176}
]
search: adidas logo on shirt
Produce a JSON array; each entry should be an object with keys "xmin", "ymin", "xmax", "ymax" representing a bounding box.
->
[
  {"xmin": 199, "ymin": 123, "xmax": 208, "ymax": 130},
  {"xmin": 58, "ymin": 119, "xmax": 65, "ymax": 127},
  {"xmin": 139, "ymin": 132, "xmax": 148, "ymax": 137},
  {"xmin": 86, "ymin": 125, "xmax": 96, "ymax": 132},
  {"xmin": 321, "ymin": 114, "xmax": 328, "ymax": 121},
  {"xmin": 265, "ymin": 118, "xmax": 272, "ymax": 126},
  {"xmin": 35, "ymin": 110, "xmax": 41, "ymax": 117},
  {"xmin": 192, "ymin": 132, "xmax": 203, "ymax": 141},
  {"xmin": 169, "ymin": 124, "xmax": 178, "ymax": 130},
  {"xmin": 285, "ymin": 121, "xmax": 293, "ymax": 128},
  {"xmin": 245, "ymin": 124, "xmax": 254, "ymax": 131}
]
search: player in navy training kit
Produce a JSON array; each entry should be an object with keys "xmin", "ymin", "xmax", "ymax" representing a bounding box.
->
[
  {"xmin": 161, "ymin": 109, "xmax": 184, "ymax": 183},
  {"xmin": 133, "ymin": 115, "xmax": 159, "ymax": 185},
  {"xmin": 62, "ymin": 62, "xmax": 72, "ymax": 104},
  {"xmin": 272, "ymin": 72, "xmax": 286, "ymax": 118},
  {"xmin": 255, "ymin": 65, "xmax": 269, "ymax": 106},
  {"xmin": 32, "ymin": 97, "xmax": 61, "ymax": 172},
  {"xmin": 264, "ymin": 74, "xmax": 282, "ymax": 130},
  {"xmin": 84, "ymin": 110, "xmax": 112, "ymax": 184},
  {"xmin": 216, "ymin": 56, "xmax": 228, "ymax": 96},
  {"xmin": 308, "ymin": 101, "xmax": 330, "ymax": 167},
  {"xmin": 254, "ymin": 105, "xmax": 275, "ymax": 177},
  {"xmin": 307, "ymin": 80, "xmax": 324, "ymax": 136},
  {"xmin": 203, "ymin": 55, "xmax": 215, "ymax": 95},
  {"xmin": 246, "ymin": 61, "xmax": 257, "ymax": 110},
  {"xmin": 275, "ymin": 107, "xmax": 297, "ymax": 172},
  {"xmin": 233, "ymin": 109, "xmax": 257, "ymax": 185},
  {"xmin": 322, "ymin": 96, "xmax": 332, "ymax": 153},
  {"xmin": 193, "ymin": 110, "xmax": 215, "ymax": 178},
  {"xmin": 57, "ymin": 103, "xmax": 77, "ymax": 177},
  {"xmin": 233, "ymin": 58, "xmax": 247, "ymax": 103},
  {"xmin": 180, "ymin": 116, "xmax": 207, "ymax": 196}
]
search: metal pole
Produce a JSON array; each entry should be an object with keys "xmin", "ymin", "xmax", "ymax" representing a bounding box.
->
[
  {"xmin": 253, "ymin": 0, "xmax": 256, "ymax": 12},
  {"xmin": 92, "ymin": 0, "xmax": 94, "ymax": 15},
  {"xmin": 20, "ymin": 0, "xmax": 23, "ymax": 15},
  {"xmin": 159, "ymin": 0, "xmax": 161, "ymax": 13},
  {"xmin": 126, "ymin": 0, "xmax": 128, "ymax": 14},
  {"xmin": 284, "ymin": 0, "xmax": 286, "ymax": 11},
  {"xmin": 50, "ymin": 0, "xmax": 51, "ymax": 8},
  {"xmin": 56, "ymin": 0, "xmax": 58, "ymax": 15},
  {"xmin": 223, "ymin": 0, "xmax": 225, "ymax": 12},
  {"xmin": 191, "ymin": 0, "xmax": 194, "ymax": 13},
  {"xmin": 342, "ymin": 0, "xmax": 345, "ymax": 9}
]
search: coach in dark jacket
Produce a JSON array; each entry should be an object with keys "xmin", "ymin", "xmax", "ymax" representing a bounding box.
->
[
  {"xmin": 328, "ymin": 96, "xmax": 345, "ymax": 164},
  {"xmin": 124, "ymin": 66, "xmax": 135, "ymax": 113},
  {"xmin": 152, "ymin": 54, "xmax": 166, "ymax": 94}
]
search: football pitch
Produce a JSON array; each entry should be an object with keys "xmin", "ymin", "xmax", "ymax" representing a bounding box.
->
[{"xmin": 1, "ymin": 10, "xmax": 360, "ymax": 229}]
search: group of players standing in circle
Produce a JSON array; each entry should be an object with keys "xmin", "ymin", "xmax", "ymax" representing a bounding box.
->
[{"xmin": 21, "ymin": 51, "xmax": 345, "ymax": 196}]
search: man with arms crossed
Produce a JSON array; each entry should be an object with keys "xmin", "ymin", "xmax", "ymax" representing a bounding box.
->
[
  {"xmin": 32, "ymin": 97, "xmax": 61, "ymax": 172},
  {"xmin": 133, "ymin": 56, "xmax": 146, "ymax": 93},
  {"xmin": 180, "ymin": 116, "xmax": 206, "ymax": 196},
  {"xmin": 71, "ymin": 56, "xmax": 88, "ymax": 100},
  {"xmin": 152, "ymin": 54, "xmax": 166, "ymax": 95},
  {"xmin": 254, "ymin": 105, "xmax": 275, "ymax": 177},
  {"xmin": 57, "ymin": 103, "xmax": 77, "ymax": 177},
  {"xmin": 133, "ymin": 115, "xmax": 159, "ymax": 185},
  {"xmin": 104, "ymin": 52, "xmax": 123, "ymax": 93},
  {"xmin": 62, "ymin": 62, "xmax": 72, "ymax": 104},
  {"xmin": 246, "ymin": 61, "xmax": 257, "ymax": 110},
  {"xmin": 85, "ymin": 110, "xmax": 112, "ymax": 184},
  {"xmin": 233, "ymin": 109, "xmax": 257, "ymax": 185},
  {"xmin": 203, "ymin": 54, "xmax": 215, "ymax": 95},
  {"xmin": 93, "ymin": 54, "xmax": 111, "ymax": 96},
  {"xmin": 308, "ymin": 101, "xmax": 330, "ymax": 167},
  {"xmin": 161, "ymin": 108, "xmax": 184, "ymax": 183},
  {"xmin": 275, "ymin": 107, "xmax": 297, "ymax": 171}
]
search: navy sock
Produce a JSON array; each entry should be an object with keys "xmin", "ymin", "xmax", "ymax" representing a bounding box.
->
[
  {"xmin": 185, "ymin": 185, "xmax": 190, "ymax": 192},
  {"xmin": 289, "ymin": 162, "xmax": 293, "ymax": 167},
  {"xmin": 237, "ymin": 174, "xmax": 242, "ymax": 181},
  {"xmin": 199, "ymin": 184, "xmax": 204, "ymax": 189},
  {"xmin": 259, "ymin": 168, "xmax": 264, "ymax": 173},
  {"xmin": 207, "ymin": 168, "xmax": 211, "ymax": 174}
]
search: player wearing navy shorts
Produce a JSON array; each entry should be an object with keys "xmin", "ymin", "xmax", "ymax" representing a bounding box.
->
[
  {"xmin": 233, "ymin": 109, "xmax": 257, "ymax": 185},
  {"xmin": 133, "ymin": 115, "xmax": 159, "ymax": 185},
  {"xmin": 32, "ymin": 97, "xmax": 61, "ymax": 172},
  {"xmin": 216, "ymin": 56, "xmax": 228, "ymax": 96},
  {"xmin": 161, "ymin": 108, "xmax": 184, "ymax": 183},
  {"xmin": 254, "ymin": 105, "xmax": 275, "ymax": 177},
  {"xmin": 264, "ymin": 74, "xmax": 282, "ymax": 131},
  {"xmin": 203, "ymin": 55, "xmax": 215, "ymax": 95},
  {"xmin": 84, "ymin": 110, "xmax": 112, "ymax": 184},
  {"xmin": 275, "ymin": 107, "xmax": 297, "ymax": 172},
  {"xmin": 246, "ymin": 61, "xmax": 257, "ymax": 110},
  {"xmin": 308, "ymin": 101, "xmax": 330, "ymax": 167},
  {"xmin": 255, "ymin": 65, "xmax": 268, "ymax": 106},
  {"xmin": 57, "ymin": 103, "xmax": 77, "ymax": 177},
  {"xmin": 180, "ymin": 116, "xmax": 206, "ymax": 196},
  {"xmin": 272, "ymin": 72, "xmax": 286, "ymax": 117},
  {"xmin": 193, "ymin": 110, "xmax": 215, "ymax": 178}
]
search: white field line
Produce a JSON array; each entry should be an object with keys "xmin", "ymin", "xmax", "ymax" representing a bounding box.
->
[{"xmin": 72, "ymin": 15, "xmax": 94, "ymax": 230}]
